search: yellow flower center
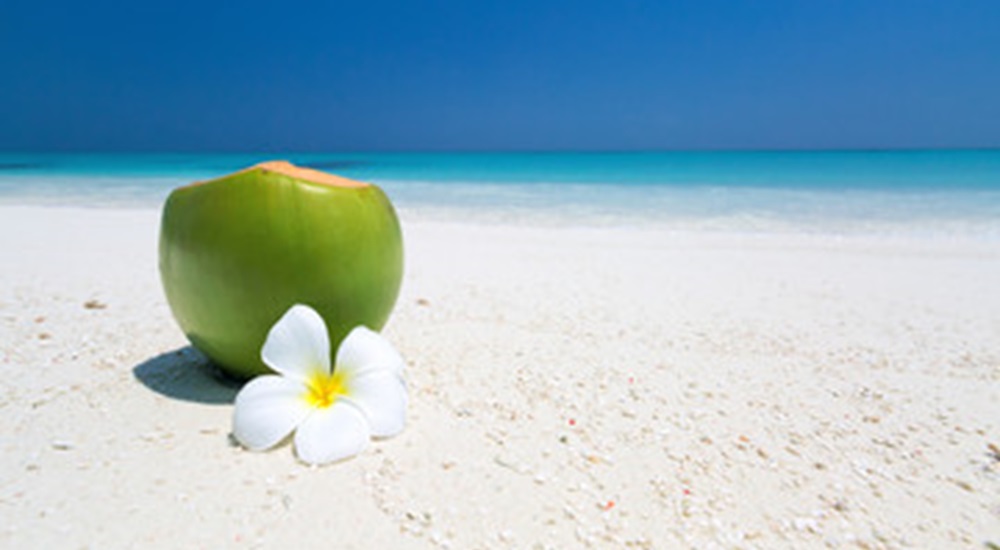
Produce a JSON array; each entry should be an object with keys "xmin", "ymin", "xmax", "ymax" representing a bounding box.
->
[{"xmin": 304, "ymin": 370, "xmax": 347, "ymax": 409}]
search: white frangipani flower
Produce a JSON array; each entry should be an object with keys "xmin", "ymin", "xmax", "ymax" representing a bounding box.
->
[{"xmin": 232, "ymin": 304, "xmax": 407, "ymax": 465}]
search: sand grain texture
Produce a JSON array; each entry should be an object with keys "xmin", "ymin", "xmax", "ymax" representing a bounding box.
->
[{"xmin": 1, "ymin": 206, "xmax": 998, "ymax": 548}]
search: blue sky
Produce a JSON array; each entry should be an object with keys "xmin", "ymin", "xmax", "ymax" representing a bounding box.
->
[{"xmin": 1, "ymin": 0, "xmax": 998, "ymax": 151}]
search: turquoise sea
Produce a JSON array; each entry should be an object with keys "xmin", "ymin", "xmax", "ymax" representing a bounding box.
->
[{"xmin": 1, "ymin": 151, "xmax": 999, "ymax": 236}]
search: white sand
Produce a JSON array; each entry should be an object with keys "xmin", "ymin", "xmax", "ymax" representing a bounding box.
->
[{"xmin": 1, "ymin": 205, "xmax": 998, "ymax": 548}]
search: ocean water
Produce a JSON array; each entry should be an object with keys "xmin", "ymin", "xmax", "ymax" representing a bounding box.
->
[{"xmin": 1, "ymin": 151, "xmax": 999, "ymax": 236}]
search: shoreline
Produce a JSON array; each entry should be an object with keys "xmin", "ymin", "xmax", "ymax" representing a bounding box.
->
[
  {"xmin": 4, "ymin": 200, "xmax": 1000, "ymax": 242},
  {"xmin": 2, "ymin": 205, "xmax": 998, "ymax": 547}
]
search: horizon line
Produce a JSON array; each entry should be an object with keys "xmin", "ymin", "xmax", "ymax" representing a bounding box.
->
[{"xmin": 2, "ymin": 146, "xmax": 1000, "ymax": 155}]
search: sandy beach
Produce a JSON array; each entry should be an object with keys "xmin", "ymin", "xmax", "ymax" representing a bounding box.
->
[{"xmin": 1, "ymin": 204, "xmax": 998, "ymax": 548}]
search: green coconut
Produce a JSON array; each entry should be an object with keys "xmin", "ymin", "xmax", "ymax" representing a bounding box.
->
[{"xmin": 159, "ymin": 161, "xmax": 404, "ymax": 379}]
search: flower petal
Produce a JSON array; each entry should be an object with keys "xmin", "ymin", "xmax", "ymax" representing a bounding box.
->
[
  {"xmin": 335, "ymin": 326, "xmax": 405, "ymax": 379},
  {"xmin": 345, "ymin": 372, "xmax": 408, "ymax": 438},
  {"xmin": 261, "ymin": 304, "xmax": 330, "ymax": 381},
  {"xmin": 232, "ymin": 375, "xmax": 311, "ymax": 451},
  {"xmin": 294, "ymin": 402, "xmax": 370, "ymax": 465}
]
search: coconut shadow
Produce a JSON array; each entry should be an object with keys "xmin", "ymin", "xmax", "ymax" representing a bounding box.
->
[{"xmin": 132, "ymin": 346, "xmax": 242, "ymax": 405}]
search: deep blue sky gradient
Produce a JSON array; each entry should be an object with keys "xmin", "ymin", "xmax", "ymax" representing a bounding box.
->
[{"xmin": 2, "ymin": 0, "xmax": 998, "ymax": 151}]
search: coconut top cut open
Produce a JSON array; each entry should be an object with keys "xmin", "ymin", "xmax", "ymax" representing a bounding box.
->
[
  {"xmin": 251, "ymin": 161, "xmax": 370, "ymax": 188},
  {"xmin": 188, "ymin": 160, "xmax": 370, "ymax": 189}
]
